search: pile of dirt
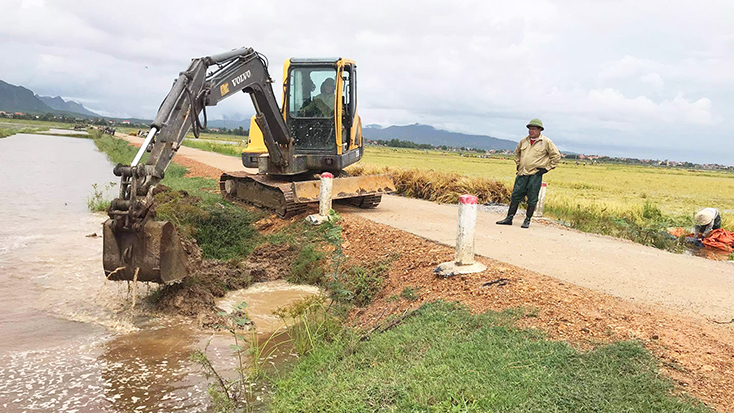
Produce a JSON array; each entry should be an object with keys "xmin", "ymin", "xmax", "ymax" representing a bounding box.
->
[
  {"xmin": 245, "ymin": 242, "xmax": 298, "ymax": 282},
  {"xmin": 339, "ymin": 214, "xmax": 734, "ymax": 412}
]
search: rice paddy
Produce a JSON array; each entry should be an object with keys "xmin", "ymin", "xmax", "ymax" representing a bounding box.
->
[{"xmin": 356, "ymin": 146, "xmax": 734, "ymax": 231}]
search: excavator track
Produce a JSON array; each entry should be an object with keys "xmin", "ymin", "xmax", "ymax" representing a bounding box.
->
[
  {"xmin": 342, "ymin": 194, "xmax": 382, "ymax": 209},
  {"xmin": 220, "ymin": 171, "xmax": 394, "ymax": 217},
  {"xmin": 220, "ymin": 171, "xmax": 307, "ymax": 217}
]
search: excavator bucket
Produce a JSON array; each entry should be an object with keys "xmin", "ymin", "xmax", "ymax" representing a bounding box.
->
[{"xmin": 102, "ymin": 219, "xmax": 192, "ymax": 284}]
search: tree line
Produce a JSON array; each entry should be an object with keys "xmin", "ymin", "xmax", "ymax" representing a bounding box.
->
[{"xmin": 371, "ymin": 138, "xmax": 485, "ymax": 153}]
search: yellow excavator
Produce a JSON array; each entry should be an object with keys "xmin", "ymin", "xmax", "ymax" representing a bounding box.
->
[{"xmin": 103, "ymin": 47, "xmax": 393, "ymax": 284}]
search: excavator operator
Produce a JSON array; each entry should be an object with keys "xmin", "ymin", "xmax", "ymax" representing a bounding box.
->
[{"xmin": 303, "ymin": 77, "xmax": 336, "ymax": 117}]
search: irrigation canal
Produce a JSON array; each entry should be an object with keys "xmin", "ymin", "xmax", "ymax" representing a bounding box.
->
[{"xmin": 0, "ymin": 133, "xmax": 314, "ymax": 412}]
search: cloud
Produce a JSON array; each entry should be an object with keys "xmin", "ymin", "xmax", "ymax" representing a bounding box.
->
[
  {"xmin": 586, "ymin": 89, "xmax": 717, "ymax": 126},
  {"xmin": 1, "ymin": 0, "xmax": 734, "ymax": 164},
  {"xmin": 638, "ymin": 73, "xmax": 664, "ymax": 90},
  {"xmin": 599, "ymin": 56, "xmax": 652, "ymax": 80}
]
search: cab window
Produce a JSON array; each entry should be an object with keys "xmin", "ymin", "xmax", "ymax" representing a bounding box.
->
[{"xmin": 288, "ymin": 68, "xmax": 337, "ymax": 118}]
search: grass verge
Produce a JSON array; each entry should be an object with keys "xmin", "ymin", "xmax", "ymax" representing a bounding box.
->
[
  {"xmin": 0, "ymin": 126, "xmax": 47, "ymax": 138},
  {"xmin": 269, "ymin": 301, "xmax": 711, "ymax": 413},
  {"xmin": 89, "ymin": 130, "xmax": 264, "ymax": 261},
  {"xmin": 546, "ymin": 200, "xmax": 690, "ymax": 251},
  {"xmin": 181, "ymin": 139, "xmax": 247, "ymax": 157}
]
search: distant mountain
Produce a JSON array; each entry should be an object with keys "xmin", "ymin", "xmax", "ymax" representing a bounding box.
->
[
  {"xmin": 0, "ymin": 79, "xmax": 100, "ymax": 117},
  {"xmin": 38, "ymin": 95, "xmax": 99, "ymax": 117},
  {"xmin": 363, "ymin": 124, "xmax": 517, "ymax": 151},
  {"xmin": 205, "ymin": 119, "xmax": 252, "ymax": 130},
  {"xmin": 0, "ymin": 80, "xmax": 54, "ymax": 113}
]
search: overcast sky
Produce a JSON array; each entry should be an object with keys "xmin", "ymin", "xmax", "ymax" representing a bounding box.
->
[{"xmin": 2, "ymin": 0, "xmax": 733, "ymax": 164}]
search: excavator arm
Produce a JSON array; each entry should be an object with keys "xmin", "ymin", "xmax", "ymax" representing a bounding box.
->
[
  {"xmin": 104, "ymin": 47, "xmax": 295, "ymax": 283},
  {"xmin": 110, "ymin": 47, "xmax": 293, "ymax": 230}
]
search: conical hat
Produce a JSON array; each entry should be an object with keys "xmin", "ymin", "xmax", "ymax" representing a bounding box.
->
[{"xmin": 695, "ymin": 209, "xmax": 716, "ymax": 225}]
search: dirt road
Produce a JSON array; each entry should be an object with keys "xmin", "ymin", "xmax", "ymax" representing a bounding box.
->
[
  {"xmin": 122, "ymin": 134, "xmax": 734, "ymax": 322},
  {"xmin": 355, "ymin": 196, "xmax": 734, "ymax": 322}
]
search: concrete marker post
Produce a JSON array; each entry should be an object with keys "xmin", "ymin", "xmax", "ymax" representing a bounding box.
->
[
  {"xmin": 319, "ymin": 172, "xmax": 333, "ymax": 216},
  {"xmin": 434, "ymin": 194, "xmax": 487, "ymax": 277},
  {"xmin": 306, "ymin": 172, "xmax": 334, "ymax": 225},
  {"xmin": 536, "ymin": 182, "xmax": 547, "ymax": 217}
]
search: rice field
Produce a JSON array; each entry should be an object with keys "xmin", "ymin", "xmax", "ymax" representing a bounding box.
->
[{"xmin": 357, "ymin": 146, "xmax": 734, "ymax": 230}]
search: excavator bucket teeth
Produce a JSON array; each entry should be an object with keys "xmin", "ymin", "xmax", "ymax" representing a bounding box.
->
[{"xmin": 102, "ymin": 219, "xmax": 192, "ymax": 284}]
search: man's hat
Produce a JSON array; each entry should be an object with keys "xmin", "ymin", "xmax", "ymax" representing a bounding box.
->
[
  {"xmin": 695, "ymin": 209, "xmax": 716, "ymax": 225},
  {"xmin": 527, "ymin": 118, "xmax": 544, "ymax": 130}
]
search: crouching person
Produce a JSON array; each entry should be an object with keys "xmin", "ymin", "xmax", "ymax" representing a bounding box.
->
[
  {"xmin": 694, "ymin": 208, "xmax": 721, "ymax": 238},
  {"xmin": 497, "ymin": 118, "xmax": 561, "ymax": 228}
]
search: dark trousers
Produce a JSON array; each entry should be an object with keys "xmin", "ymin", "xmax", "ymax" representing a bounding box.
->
[{"xmin": 511, "ymin": 173, "xmax": 544, "ymax": 208}]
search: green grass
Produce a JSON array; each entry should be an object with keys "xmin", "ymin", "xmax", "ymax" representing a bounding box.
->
[
  {"xmin": 0, "ymin": 125, "xmax": 50, "ymax": 138},
  {"xmin": 193, "ymin": 203, "xmax": 262, "ymax": 260},
  {"xmin": 85, "ymin": 182, "xmax": 116, "ymax": 212},
  {"xmin": 0, "ymin": 118, "xmax": 71, "ymax": 130},
  {"xmin": 269, "ymin": 301, "xmax": 711, "ymax": 413},
  {"xmin": 181, "ymin": 139, "xmax": 248, "ymax": 157}
]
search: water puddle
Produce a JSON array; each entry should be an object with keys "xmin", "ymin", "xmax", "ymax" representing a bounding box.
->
[{"xmin": 217, "ymin": 280, "xmax": 322, "ymax": 333}]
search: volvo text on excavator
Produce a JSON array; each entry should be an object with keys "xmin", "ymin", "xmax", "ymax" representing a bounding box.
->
[{"xmin": 102, "ymin": 47, "xmax": 394, "ymax": 284}]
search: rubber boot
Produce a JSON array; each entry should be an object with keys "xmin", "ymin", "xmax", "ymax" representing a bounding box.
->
[
  {"xmin": 521, "ymin": 204, "xmax": 536, "ymax": 229},
  {"xmin": 496, "ymin": 202, "xmax": 519, "ymax": 225}
]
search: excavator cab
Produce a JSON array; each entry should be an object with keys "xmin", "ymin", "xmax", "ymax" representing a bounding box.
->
[
  {"xmin": 243, "ymin": 58, "xmax": 362, "ymax": 172},
  {"xmin": 234, "ymin": 58, "xmax": 389, "ymax": 210}
]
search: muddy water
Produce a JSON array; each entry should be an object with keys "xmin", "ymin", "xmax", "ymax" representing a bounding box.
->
[
  {"xmin": 218, "ymin": 280, "xmax": 322, "ymax": 332},
  {"xmin": 0, "ymin": 133, "xmax": 115, "ymax": 351},
  {"xmin": 0, "ymin": 133, "xmax": 319, "ymax": 412}
]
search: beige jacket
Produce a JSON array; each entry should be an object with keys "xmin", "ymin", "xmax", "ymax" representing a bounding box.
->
[{"xmin": 514, "ymin": 134, "xmax": 561, "ymax": 176}]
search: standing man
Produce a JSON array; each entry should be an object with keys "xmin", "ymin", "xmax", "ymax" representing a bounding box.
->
[{"xmin": 496, "ymin": 118, "xmax": 561, "ymax": 228}]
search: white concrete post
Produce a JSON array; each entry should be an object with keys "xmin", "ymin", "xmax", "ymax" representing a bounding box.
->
[
  {"xmin": 434, "ymin": 194, "xmax": 487, "ymax": 277},
  {"xmin": 319, "ymin": 172, "xmax": 333, "ymax": 217},
  {"xmin": 455, "ymin": 194, "xmax": 478, "ymax": 266},
  {"xmin": 536, "ymin": 182, "xmax": 547, "ymax": 217},
  {"xmin": 306, "ymin": 172, "xmax": 334, "ymax": 225}
]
